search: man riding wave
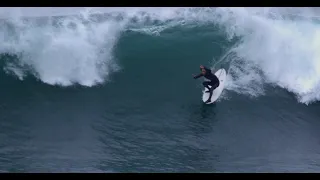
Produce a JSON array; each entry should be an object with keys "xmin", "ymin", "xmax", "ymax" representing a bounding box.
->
[{"xmin": 193, "ymin": 65, "xmax": 220, "ymax": 103}]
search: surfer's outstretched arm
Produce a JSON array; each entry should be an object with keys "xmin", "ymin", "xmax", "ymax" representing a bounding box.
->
[{"xmin": 193, "ymin": 73, "xmax": 203, "ymax": 79}]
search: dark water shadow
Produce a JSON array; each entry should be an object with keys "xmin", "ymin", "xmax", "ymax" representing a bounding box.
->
[
  {"xmin": 185, "ymin": 102, "xmax": 219, "ymax": 134},
  {"xmin": 198, "ymin": 102, "xmax": 217, "ymax": 120},
  {"xmin": 174, "ymin": 102, "xmax": 222, "ymax": 172}
]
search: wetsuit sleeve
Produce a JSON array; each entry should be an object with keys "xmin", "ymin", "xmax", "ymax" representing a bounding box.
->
[{"xmin": 193, "ymin": 73, "xmax": 203, "ymax": 79}]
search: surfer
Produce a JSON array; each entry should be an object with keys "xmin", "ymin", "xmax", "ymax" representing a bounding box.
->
[{"xmin": 193, "ymin": 65, "xmax": 220, "ymax": 103}]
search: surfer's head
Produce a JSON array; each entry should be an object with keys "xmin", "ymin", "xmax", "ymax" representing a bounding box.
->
[
  {"xmin": 201, "ymin": 67, "xmax": 206, "ymax": 75},
  {"xmin": 200, "ymin": 65, "xmax": 206, "ymax": 74}
]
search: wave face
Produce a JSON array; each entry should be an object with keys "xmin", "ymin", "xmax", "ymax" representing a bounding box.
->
[{"xmin": 0, "ymin": 7, "xmax": 320, "ymax": 104}]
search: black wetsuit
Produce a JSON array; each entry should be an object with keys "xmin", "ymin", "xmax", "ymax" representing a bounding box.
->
[{"xmin": 194, "ymin": 67, "xmax": 220, "ymax": 102}]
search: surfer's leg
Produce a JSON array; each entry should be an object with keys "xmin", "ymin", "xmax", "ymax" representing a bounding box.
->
[
  {"xmin": 206, "ymin": 90, "xmax": 214, "ymax": 102},
  {"xmin": 202, "ymin": 81, "xmax": 211, "ymax": 91},
  {"xmin": 210, "ymin": 81, "xmax": 219, "ymax": 91},
  {"xmin": 205, "ymin": 81, "xmax": 219, "ymax": 103},
  {"xmin": 203, "ymin": 81, "xmax": 218, "ymax": 93}
]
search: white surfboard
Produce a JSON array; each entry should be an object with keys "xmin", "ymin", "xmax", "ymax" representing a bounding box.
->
[{"xmin": 202, "ymin": 68, "xmax": 227, "ymax": 104}]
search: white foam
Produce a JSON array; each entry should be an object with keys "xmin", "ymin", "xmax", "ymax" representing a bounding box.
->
[
  {"xmin": 0, "ymin": 8, "xmax": 125, "ymax": 86},
  {"xmin": 210, "ymin": 8, "xmax": 320, "ymax": 104}
]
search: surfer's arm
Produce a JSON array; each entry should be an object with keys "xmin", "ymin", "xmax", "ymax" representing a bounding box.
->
[{"xmin": 193, "ymin": 73, "xmax": 203, "ymax": 79}]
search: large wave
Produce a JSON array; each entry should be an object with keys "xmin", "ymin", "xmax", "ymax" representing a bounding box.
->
[{"xmin": 1, "ymin": 7, "xmax": 319, "ymax": 104}]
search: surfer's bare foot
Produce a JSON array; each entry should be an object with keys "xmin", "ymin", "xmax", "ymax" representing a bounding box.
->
[{"xmin": 205, "ymin": 99, "xmax": 211, "ymax": 103}]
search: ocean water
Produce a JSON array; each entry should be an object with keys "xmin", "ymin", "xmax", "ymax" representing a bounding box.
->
[{"xmin": 1, "ymin": 7, "xmax": 320, "ymax": 172}]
